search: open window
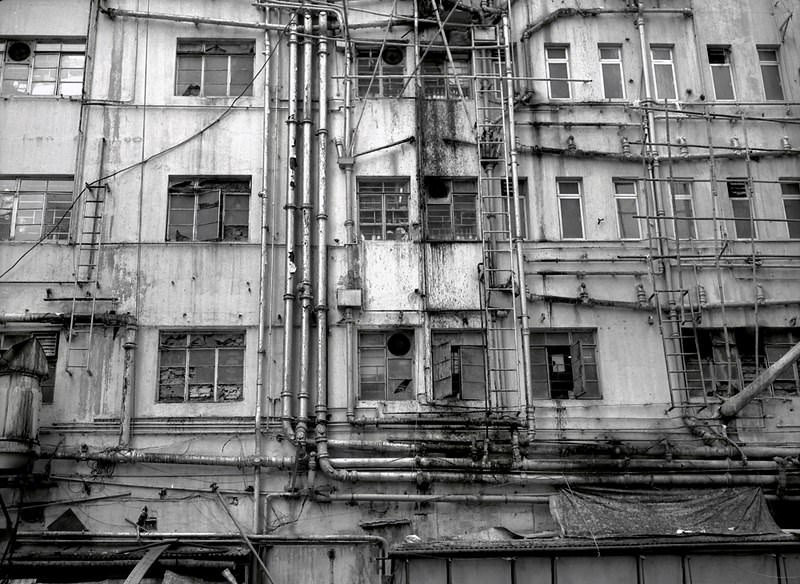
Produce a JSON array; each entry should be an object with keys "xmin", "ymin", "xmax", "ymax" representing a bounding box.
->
[
  {"xmin": 166, "ymin": 177, "xmax": 250, "ymax": 241},
  {"xmin": 530, "ymin": 330, "xmax": 600, "ymax": 399},
  {"xmin": 431, "ymin": 331, "xmax": 485, "ymax": 400},
  {"xmin": 359, "ymin": 330, "xmax": 414, "ymax": 400},
  {"xmin": 424, "ymin": 177, "xmax": 478, "ymax": 241}
]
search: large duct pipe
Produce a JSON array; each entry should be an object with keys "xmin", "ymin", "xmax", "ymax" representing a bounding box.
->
[
  {"xmin": 719, "ymin": 339, "xmax": 800, "ymax": 420},
  {"xmin": 281, "ymin": 18, "xmax": 300, "ymax": 443},
  {"xmin": 296, "ymin": 10, "xmax": 314, "ymax": 445}
]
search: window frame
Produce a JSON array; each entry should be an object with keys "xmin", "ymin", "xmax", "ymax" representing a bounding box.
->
[
  {"xmin": 613, "ymin": 179, "xmax": 640, "ymax": 240},
  {"xmin": 670, "ymin": 179, "xmax": 696, "ymax": 240},
  {"xmin": 556, "ymin": 179, "xmax": 585, "ymax": 240},
  {"xmin": 357, "ymin": 177, "xmax": 410, "ymax": 241},
  {"xmin": 650, "ymin": 45, "xmax": 678, "ymax": 101},
  {"xmin": 0, "ymin": 330, "xmax": 59, "ymax": 404},
  {"xmin": 0, "ymin": 176, "xmax": 73, "ymax": 242},
  {"xmin": 0, "ymin": 39, "xmax": 86, "ymax": 97},
  {"xmin": 545, "ymin": 45, "xmax": 571, "ymax": 99},
  {"xmin": 726, "ymin": 179, "xmax": 755, "ymax": 240},
  {"xmin": 424, "ymin": 177, "xmax": 479, "ymax": 241},
  {"xmin": 420, "ymin": 50, "xmax": 472, "ymax": 99},
  {"xmin": 781, "ymin": 180, "xmax": 800, "ymax": 239},
  {"xmin": 175, "ymin": 39, "xmax": 255, "ymax": 98},
  {"xmin": 707, "ymin": 46, "xmax": 735, "ymax": 101},
  {"xmin": 757, "ymin": 46, "xmax": 785, "ymax": 101},
  {"xmin": 358, "ymin": 330, "xmax": 415, "ymax": 401},
  {"xmin": 355, "ymin": 45, "xmax": 406, "ymax": 98},
  {"xmin": 530, "ymin": 329, "xmax": 600, "ymax": 400},
  {"xmin": 157, "ymin": 330, "xmax": 245, "ymax": 403},
  {"xmin": 599, "ymin": 44, "xmax": 625, "ymax": 100},
  {"xmin": 431, "ymin": 331, "xmax": 486, "ymax": 401},
  {"xmin": 166, "ymin": 176, "xmax": 251, "ymax": 242}
]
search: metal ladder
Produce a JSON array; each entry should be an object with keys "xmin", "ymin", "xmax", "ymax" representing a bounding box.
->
[
  {"xmin": 66, "ymin": 182, "xmax": 108, "ymax": 373},
  {"xmin": 473, "ymin": 25, "xmax": 523, "ymax": 413}
]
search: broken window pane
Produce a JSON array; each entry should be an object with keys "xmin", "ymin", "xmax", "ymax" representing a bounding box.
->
[
  {"xmin": 158, "ymin": 331, "xmax": 245, "ymax": 403},
  {"xmin": 175, "ymin": 40, "xmax": 254, "ymax": 97},
  {"xmin": 0, "ymin": 40, "xmax": 86, "ymax": 96},
  {"xmin": 425, "ymin": 178, "xmax": 478, "ymax": 241},
  {"xmin": 167, "ymin": 177, "xmax": 250, "ymax": 242},
  {"xmin": 359, "ymin": 330, "xmax": 414, "ymax": 401},
  {"xmin": 0, "ymin": 177, "xmax": 74, "ymax": 241},
  {"xmin": 357, "ymin": 178, "xmax": 410, "ymax": 240},
  {"xmin": 530, "ymin": 330, "xmax": 601, "ymax": 399}
]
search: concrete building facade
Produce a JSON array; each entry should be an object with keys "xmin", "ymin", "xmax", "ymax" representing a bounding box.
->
[{"xmin": 0, "ymin": 0, "xmax": 799, "ymax": 581}]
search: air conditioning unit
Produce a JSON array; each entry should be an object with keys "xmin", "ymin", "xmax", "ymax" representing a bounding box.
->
[{"xmin": 6, "ymin": 41, "xmax": 33, "ymax": 64}]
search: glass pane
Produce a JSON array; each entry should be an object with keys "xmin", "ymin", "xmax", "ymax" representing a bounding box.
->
[
  {"xmin": 674, "ymin": 199, "xmax": 695, "ymax": 239},
  {"xmin": 557, "ymin": 181, "xmax": 580, "ymax": 195},
  {"xmin": 427, "ymin": 203, "xmax": 452, "ymax": 239},
  {"xmin": 559, "ymin": 198, "xmax": 583, "ymax": 239},
  {"xmin": 785, "ymin": 200, "xmax": 800, "ymax": 239},
  {"xmin": 58, "ymin": 82, "xmax": 83, "ymax": 96},
  {"xmin": 731, "ymin": 199, "xmax": 753, "ymax": 238},
  {"xmin": 60, "ymin": 55, "xmax": 85, "ymax": 69},
  {"xmin": 32, "ymin": 68, "xmax": 57, "ymax": 82},
  {"xmin": 33, "ymin": 54, "xmax": 59, "ymax": 68},
  {"xmin": 654, "ymin": 64, "xmax": 676, "ymax": 99},
  {"xmin": 599, "ymin": 47, "xmax": 620, "ymax": 60},
  {"xmin": 602, "ymin": 63, "xmax": 623, "ymax": 99},
  {"xmin": 761, "ymin": 64, "xmax": 784, "ymax": 100},
  {"xmin": 616, "ymin": 198, "xmax": 639, "ymax": 239},
  {"xmin": 651, "ymin": 47, "xmax": 672, "ymax": 60},
  {"xmin": 711, "ymin": 66, "xmax": 734, "ymax": 100},
  {"xmin": 546, "ymin": 48, "xmax": 567, "ymax": 60},
  {"xmin": 30, "ymin": 82, "xmax": 57, "ymax": 96}
]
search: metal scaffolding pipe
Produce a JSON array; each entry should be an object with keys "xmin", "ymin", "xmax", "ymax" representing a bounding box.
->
[
  {"xmin": 719, "ymin": 339, "xmax": 800, "ymax": 420},
  {"xmin": 296, "ymin": 10, "xmax": 314, "ymax": 446},
  {"xmin": 281, "ymin": 19, "xmax": 300, "ymax": 443}
]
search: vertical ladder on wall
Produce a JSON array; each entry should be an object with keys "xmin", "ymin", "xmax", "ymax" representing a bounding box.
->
[
  {"xmin": 66, "ymin": 182, "xmax": 108, "ymax": 373},
  {"xmin": 473, "ymin": 25, "xmax": 523, "ymax": 413}
]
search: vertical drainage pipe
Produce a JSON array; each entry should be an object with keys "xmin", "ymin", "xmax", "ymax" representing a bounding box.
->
[
  {"xmin": 296, "ymin": 11, "xmax": 314, "ymax": 445},
  {"xmin": 254, "ymin": 6, "xmax": 273, "ymax": 535},
  {"xmin": 502, "ymin": 11, "xmax": 534, "ymax": 440},
  {"xmin": 314, "ymin": 13, "xmax": 330, "ymax": 478},
  {"xmin": 281, "ymin": 18, "xmax": 300, "ymax": 442}
]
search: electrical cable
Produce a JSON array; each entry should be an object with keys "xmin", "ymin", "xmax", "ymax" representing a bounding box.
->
[{"xmin": 0, "ymin": 15, "xmax": 295, "ymax": 282}]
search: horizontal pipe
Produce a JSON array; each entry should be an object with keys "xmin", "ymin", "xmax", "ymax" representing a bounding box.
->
[
  {"xmin": 323, "ymin": 493, "xmax": 550, "ymax": 504},
  {"xmin": 8, "ymin": 559, "xmax": 237, "ymax": 569},
  {"xmin": 45, "ymin": 447, "xmax": 294, "ymax": 468},
  {"xmin": 102, "ymin": 7, "xmax": 286, "ymax": 30},
  {"xmin": 521, "ymin": 7, "xmax": 692, "ymax": 39}
]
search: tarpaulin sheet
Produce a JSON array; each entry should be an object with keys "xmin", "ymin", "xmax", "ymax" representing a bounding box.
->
[{"xmin": 550, "ymin": 487, "xmax": 781, "ymax": 538}]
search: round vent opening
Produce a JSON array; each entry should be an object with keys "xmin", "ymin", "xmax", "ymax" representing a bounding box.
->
[
  {"xmin": 381, "ymin": 46, "xmax": 404, "ymax": 66},
  {"xmin": 7, "ymin": 41, "xmax": 32, "ymax": 62},
  {"xmin": 387, "ymin": 333, "xmax": 411, "ymax": 357}
]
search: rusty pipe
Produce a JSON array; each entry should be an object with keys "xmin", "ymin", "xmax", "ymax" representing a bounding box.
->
[
  {"xmin": 118, "ymin": 323, "xmax": 137, "ymax": 446},
  {"xmin": 281, "ymin": 19, "xmax": 300, "ymax": 443},
  {"xmin": 45, "ymin": 447, "xmax": 295, "ymax": 468},
  {"xmin": 296, "ymin": 10, "xmax": 314, "ymax": 446}
]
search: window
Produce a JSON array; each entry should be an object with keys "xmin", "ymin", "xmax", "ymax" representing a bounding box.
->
[
  {"xmin": 670, "ymin": 179, "xmax": 696, "ymax": 239},
  {"xmin": 421, "ymin": 52, "xmax": 471, "ymax": 99},
  {"xmin": 708, "ymin": 46, "xmax": 735, "ymax": 101},
  {"xmin": 599, "ymin": 45, "xmax": 624, "ymax": 99},
  {"xmin": 500, "ymin": 178, "xmax": 529, "ymax": 239},
  {"xmin": 727, "ymin": 179, "xmax": 754, "ymax": 239},
  {"xmin": 758, "ymin": 47, "xmax": 784, "ymax": 101},
  {"xmin": 175, "ymin": 40, "xmax": 254, "ymax": 97},
  {"xmin": 358, "ymin": 178, "xmax": 410, "ymax": 240},
  {"xmin": 158, "ymin": 331, "xmax": 244, "ymax": 402},
  {"xmin": 425, "ymin": 177, "xmax": 478, "ymax": 241},
  {"xmin": 432, "ymin": 332, "xmax": 485, "ymax": 400},
  {"xmin": 614, "ymin": 180, "xmax": 640, "ymax": 239},
  {"xmin": 359, "ymin": 330, "xmax": 414, "ymax": 400},
  {"xmin": 530, "ymin": 330, "xmax": 599, "ymax": 399},
  {"xmin": 684, "ymin": 327, "xmax": 800, "ymax": 397},
  {"xmin": 0, "ymin": 177, "xmax": 73, "ymax": 241},
  {"xmin": 166, "ymin": 177, "xmax": 250, "ymax": 241},
  {"xmin": 781, "ymin": 181, "xmax": 800, "ymax": 239},
  {"xmin": 650, "ymin": 46, "xmax": 677, "ymax": 101},
  {"xmin": 356, "ymin": 46, "xmax": 405, "ymax": 97},
  {"xmin": 0, "ymin": 331, "xmax": 58, "ymax": 404},
  {"xmin": 556, "ymin": 179, "xmax": 584, "ymax": 239},
  {"xmin": 545, "ymin": 46, "xmax": 570, "ymax": 99},
  {"xmin": 0, "ymin": 40, "xmax": 85, "ymax": 96}
]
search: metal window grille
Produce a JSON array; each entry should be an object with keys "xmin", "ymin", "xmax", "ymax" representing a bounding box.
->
[
  {"xmin": 0, "ymin": 177, "xmax": 73, "ymax": 241},
  {"xmin": 357, "ymin": 178, "xmax": 410, "ymax": 240},
  {"xmin": 0, "ymin": 40, "xmax": 85, "ymax": 96},
  {"xmin": 166, "ymin": 177, "xmax": 250, "ymax": 242},
  {"xmin": 175, "ymin": 40, "xmax": 254, "ymax": 97},
  {"xmin": 421, "ymin": 52, "xmax": 472, "ymax": 99},
  {"xmin": 356, "ymin": 46, "xmax": 405, "ymax": 97},
  {"xmin": 158, "ymin": 331, "xmax": 245, "ymax": 403},
  {"xmin": 425, "ymin": 178, "xmax": 478, "ymax": 241},
  {"xmin": 358, "ymin": 331, "xmax": 414, "ymax": 401}
]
